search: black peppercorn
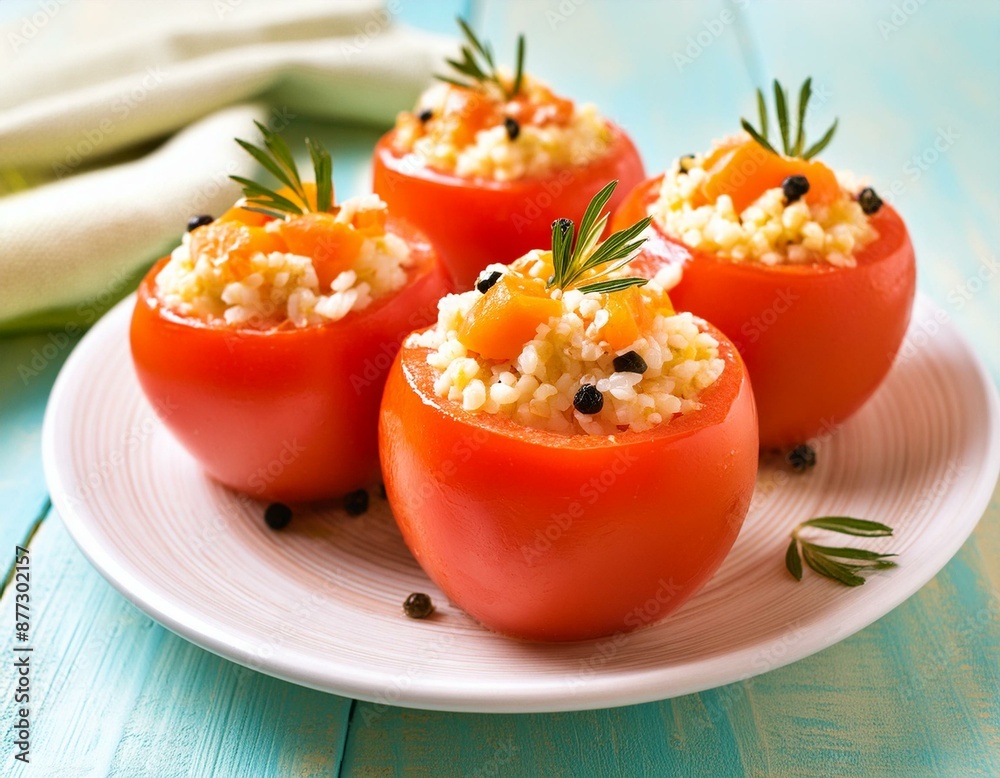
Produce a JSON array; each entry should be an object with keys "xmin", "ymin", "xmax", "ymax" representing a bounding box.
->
[
  {"xmin": 344, "ymin": 489, "xmax": 369, "ymax": 516},
  {"xmin": 786, "ymin": 444, "xmax": 817, "ymax": 472},
  {"xmin": 187, "ymin": 214, "xmax": 214, "ymax": 232},
  {"xmin": 782, "ymin": 175, "xmax": 810, "ymax": 204},
  {"xmin": 504, "ymin": 116, "xmax": 520, "ymax": 141},
  {"xmin": 476, "ymin": 270, "xmax": 503, "ymax": 294},
  {"xmin": 264, "ymin": 502, "xmax": 292, "ymax": 530},
  {"xmin": 573, "ymin": 384, "xmax": 604, "ymax": 415},
  {"xmin": 612, "ymin": 350, "xmax": 648, "ymax": 374},
  {"xmin": 403, "ymin": 592, "xmax": 435, "ymax": 619},
  {"xmin": 417, "ymin": 108, "xmax": 433, "ymax": 123},
  {"xmin": 858, "ymin": 187, "xmax": 883, "ymax": 215}
]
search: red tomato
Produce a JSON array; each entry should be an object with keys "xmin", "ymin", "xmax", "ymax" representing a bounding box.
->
[
  {"xmin": 379, "ymin": 327, "xmax": 758, "ymax": 642},
  {"xmin": 130, "ymin": 219, "xmax": 451, "ymax": 502},
  {"xmin": 614, "ymin": 176, "xmax": 916, "ymax": 448},
  {"xmin": 372, "ymin": 123, "xmax": 646, "ymax": 290}
]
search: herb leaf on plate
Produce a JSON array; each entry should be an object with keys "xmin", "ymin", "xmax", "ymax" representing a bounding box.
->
[{"xmin": 786, "ymin": 516, "xmax": 898, "ymax": 586}]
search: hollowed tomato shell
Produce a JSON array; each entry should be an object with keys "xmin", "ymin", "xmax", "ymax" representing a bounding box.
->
[
  {"xmin": 130, "ymin": 219, "xmax": 452, "ymax": 502},
  {"xmin": 614, "ymin": 176, "xmax": 916, "ymax": 449},
  {"xmin": 372, "ymin": 122, "xmax": 646, "ymax": 290},
  {"xmin": 379, "ymin": 327, "xmax": 758, "ymax": 642}
]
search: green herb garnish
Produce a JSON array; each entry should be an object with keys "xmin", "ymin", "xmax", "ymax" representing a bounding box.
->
[
  {"xmin": 436, "ymin": 17, "xmax": 526, "ymax": 100},
  {"xmin": 741, "ymin": 78, "xmax": 837, "ymax": 160},
  {"xmin": 546, "ymin": 180, "xmax": 651, "ymax": 295},
  {"xmin": 230, "ymin": 121, "xmax": 333, "ymax": 219},
  {"xmin": 786, "ymin": 516, "xmax": 898, "ymax": 586}
]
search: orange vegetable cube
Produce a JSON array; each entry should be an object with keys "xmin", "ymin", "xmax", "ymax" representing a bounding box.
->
[
  {"xmin": 280, "ymin": 213, "xmax": 364, "ymax": 290},
  {"xmin": 458, "ymin": 274, "xmax": 561, "ymax": 361},
  {"xmin": 696, "ymin": 139, "xmax": 840, "ymax": 214}
]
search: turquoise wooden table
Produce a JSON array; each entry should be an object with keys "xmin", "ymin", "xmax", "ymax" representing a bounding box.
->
[{"xmin": 2, "ymin": 1, "xmax": 999, "ymax": 775}]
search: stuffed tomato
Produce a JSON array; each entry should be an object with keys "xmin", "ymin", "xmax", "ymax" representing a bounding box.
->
[
  {"xmin": 373, "ymin": 19, "xmax": 645, "ymax": 290},
  {"xmin": 130, "ymin": 127, "xmax": 450, "ymax": 502},
  {"xmin": 380, "ymin": 183, "xmax": 758, "ymax": 641},
  {"xmin": 614, "ymin": 80, "xmax": 916, "ymax": 448}
]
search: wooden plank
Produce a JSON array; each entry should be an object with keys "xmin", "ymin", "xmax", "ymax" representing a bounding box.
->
[
  {"xmin": 0, "ymin": 3, "xmax": 467, "ymax": 777},
  {"xmin": 0, "ymin": 332, "xmax": 79, "ymax": 562},
  {"xmin": 341, "ymin": 0, "xmax": 1000, "ymax": 774},
  {"xmin": 340, "ymin": 485, "xmax": 1000, "ymax": 776},
  {"xmin": 0, "ymin": 1, "xmax": 996, "ymax": 776},
  {"xmin": 0, "ymin": 513, "xmax": 355, "ymax": 777}
]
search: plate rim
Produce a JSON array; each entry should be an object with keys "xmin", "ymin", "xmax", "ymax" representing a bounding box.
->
[{"xmin": 42, "ymin": 293, "xmax": 1000, "ymax": 713}]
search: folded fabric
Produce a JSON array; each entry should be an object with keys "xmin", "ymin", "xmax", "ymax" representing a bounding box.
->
[{"xmin": 0, "ymin": 0, "xmax": 451, "ymax": 329}]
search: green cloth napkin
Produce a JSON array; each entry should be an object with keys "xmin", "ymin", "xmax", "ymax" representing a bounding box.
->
[{"xmin": 0, "ymin": 0, "xmax": 450, "ymax": 330}]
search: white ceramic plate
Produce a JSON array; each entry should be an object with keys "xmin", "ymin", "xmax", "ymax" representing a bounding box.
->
[{"xmin": 43, "ymin": 293, "xmax": 999, "ymax": 713}]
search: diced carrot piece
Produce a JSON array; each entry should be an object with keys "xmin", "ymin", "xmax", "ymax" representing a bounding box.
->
[
  {"xmin": 217, "ymin": 206, "xmax": 272, "ymax": 228},
  {"xmin": 701, "ymin": 137, "xmax": 743, "ymax": 170},
  {"xmin": 443, "ymin": 87, "xmax": 500, "ymax": 146},
  {"xmin": 188, "ymin": 222, "xmax": 285, "ymax": 274},
  {"xmin": 458, "ymin": 275, "xmax": 561, "ymax": 361},
  {"xmin": 352, "ymin": 206, "xmax": 387, "ymax": 237},
  {"xmin": 695, "ymin": 139, "xmax": 841, "ymax": 214},
  {"xmin": 280, "ymin": 213, "xmax": 363, "ymax": 289},
  {"xmin": 507, "ymin": 85, "xmax": 574, "ymax": 126},
  {"xmin": 603, "ymin": 287, "xmax": 643, "ymax": 351}
]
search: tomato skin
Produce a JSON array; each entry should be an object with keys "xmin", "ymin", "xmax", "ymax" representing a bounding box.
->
[
  {"xmin": 614, "ymin": 176, "xmax": 917, "ymax": 448},
  {"xmin": 130, "ymin": 219, "xmax": 451, "ymax": 502},
  {"xmin": 372, "ymin": 122, "xmax": 646, "ymax": 290},
  {"xmin": 379, "ymin": 329, "xmax": 758, "ymax": 642}
]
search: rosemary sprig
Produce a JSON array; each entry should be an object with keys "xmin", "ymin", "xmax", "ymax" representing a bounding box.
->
[
  {"xmin": 741, "ymin": 77, "xmax": 838, "ymax": 160},
  {"xmin": 436, "ymin": 17, "xmax": 526, "ymax": 100},
  {"xmin": 230, "ymin": 121, "xmax": 334, "ymax": 219},
  {"xmin": 546, "ymin": 180, "xmax": 651, "ymax": 295},
  {"xmin": 786, "ymin": 516, "xmax": 898, "ymax": 587}
]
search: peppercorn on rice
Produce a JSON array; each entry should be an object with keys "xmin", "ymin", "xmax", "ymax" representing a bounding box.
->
[
  {"xmin": 392, "ymin": 75, "xmax": 613, "ymax": 182},
  {"xmin": 407, "ymin": 253, "xmax": 725, "ymax": 436},
  {"xmin": 650, "ymin": 134, "xmax": 877, "ymax": 268},
  {"xmin": 156, "ymin": 195, "xmax": 413, "ymax": 328}
]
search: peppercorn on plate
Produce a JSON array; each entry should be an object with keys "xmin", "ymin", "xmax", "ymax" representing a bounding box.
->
[{"xmin": 43, "ymin": 288, "xmax": 1000, "ymax": 708}]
